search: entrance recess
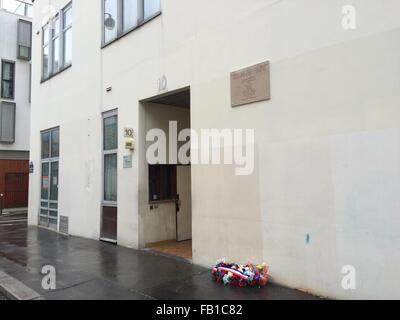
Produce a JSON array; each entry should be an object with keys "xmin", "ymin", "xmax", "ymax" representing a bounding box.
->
[{"xmin": 141, "ymin": 87, "xmax": 193, "ymax": 259}]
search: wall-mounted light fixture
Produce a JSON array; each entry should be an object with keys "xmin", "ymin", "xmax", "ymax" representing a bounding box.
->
[{"xmin": 104, "ymin": 13, "xmax": 115, "ymax": 30}]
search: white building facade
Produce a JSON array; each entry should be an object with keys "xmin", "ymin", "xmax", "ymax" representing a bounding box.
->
[
  {"xmin": 0, "ymin": 0, "xmax": 32, "ymax": 210},
  {"xmin": 29, "ymin": 0, "xmax": 400, "ymax": 299}
]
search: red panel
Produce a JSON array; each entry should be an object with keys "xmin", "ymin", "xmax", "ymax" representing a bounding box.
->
[
  {"xmin": 4, "ymin": 173, "xmax": 29, "ymax": 208},
  {"xmin": 102, "ymin": 206, "xmax": 117, "ymax": 240},
  {"xmin": 0, "ymin": 160, "xmax": 29, "ymax": 209}
]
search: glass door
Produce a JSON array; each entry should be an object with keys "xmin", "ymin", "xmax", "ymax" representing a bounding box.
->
[
  {"xmin": 40, "ymin": 128, "xmax": 59, "ymax": 230},
  {"xmin": 101, "ymin": 111, "xmax": 118, "ymax": 242}
]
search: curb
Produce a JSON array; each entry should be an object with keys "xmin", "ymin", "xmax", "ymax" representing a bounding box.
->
[
  {"xmin": 0, "ymin": 211, "xmax": 28, "ymax": 217},
  {"xmin": 0, "ymin": 271, "xmax": 42, "ymax": 300}
]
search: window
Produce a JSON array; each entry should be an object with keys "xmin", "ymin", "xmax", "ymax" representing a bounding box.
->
[
  {"xmin": 102, "ymin": 111, "xmax": 118, "ymax": 241},
  {"xmin": 17, "ymin": 19, "xmax": 32, "ymax": 60},
  {"xmin": 42, "ymin": 26, "xmax": 50, "ymax": 79},
  {"xmin": 1, "ymin": 61, "xmax": 15, "ymax": 100},
  {"xmin": 52, "ymin": 16, "xmax": 60, "ymax": 73},
  {"xmin": 0, "ymin": 101, "xmax": 16, "ymax": 143},
  {"xmin": 104, "ymin": 0, "xmax": 118, "ymax": 44},
  {"xmin": 104, "ymin": 153, "xmax": 117, "ymax": 201},
  {"xmin": 26, "ymin": 3, "xmax": 33, "ymax": 17},
  {"xmin": 123, "ymin": 0, "xmax": 139, "ymax": 31},
  {"xmin": 40, "ymin": 127, "xmax": 60, "ymax": 230},
  {"xmin": 148, "ymin": 165, "xmax": 176, "ymax": 202},
  {"xmin": 1, "ymin": 0, "xmax": 33, "ymax": 18},
  {"xmin": 144, "ymin": 0, "xmax": 161, "ymax": 19},
  {"xmin": 103, "ymin": 111, "xmax": 118, "ymax": 203},
  {"xmin": 103, "ymin": 0, "xmax": 161, "ymax": 45},
  {"xmin": 42, "ymin": 3, "xmax": 72, "ymax": 80},
  {"xmin": 63, "ymin": 5, "xmax": 73, "ymax": 66}
]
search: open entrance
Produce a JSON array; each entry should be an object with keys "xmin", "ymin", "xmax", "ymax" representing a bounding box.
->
[{"xmin": 139, "ymin": 87, "xmax": 192, "ymax": 260}]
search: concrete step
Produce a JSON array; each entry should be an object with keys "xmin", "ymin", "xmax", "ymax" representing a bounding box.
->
[{"xmin": 0, "ymin": 207, "xmax": 28, "ymax": 216}]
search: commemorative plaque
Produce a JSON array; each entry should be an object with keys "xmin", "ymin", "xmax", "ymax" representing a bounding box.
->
[{"xmin": 231, "ymin": 61, "xmax": 271, "ymax": 107}]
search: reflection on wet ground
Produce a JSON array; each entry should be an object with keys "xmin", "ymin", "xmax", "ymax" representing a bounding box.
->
[{"xmin": 0, "ymin": 215, "xmax": 320, "ymax": 300}]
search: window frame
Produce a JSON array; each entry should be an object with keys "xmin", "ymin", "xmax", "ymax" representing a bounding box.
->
[
  {"xmin": 101, "ymin": 0, "xmax": 162, "ymax": 47},
  {"xmin": 41, "ymin": 24, "xmax": 50, "ymax": 79},
  {"xmin": 62, "ymin": 3, "xmax": 73, "ymax": 67},
  {"xmin": 41, "ymin": 2, "xmax": 73, "ymax": 82},
  {"xmin": 51, "ymin": 14, "xmax": 61, "ymax": 74},
  {"xmin": 0, "ymin": 101, "xmax": 16, "ymax": 143},
  {"xmin": 17, "ymin": 19, "xmax": 33, "ymax": 61},
  {"xmin": 148, "ymin": 164, "xmax": 177, "ymax": 203},
  {"xmin": 39, "ymin": 127, "xmax": 60, "ymax": 230},
  {"xmin": 1, "ymin": 60, "xmax": 16, "ymax": 100},
  {"xmin": 1, "ymin": 0, "xmax": 33, "ymax": 18},
  {"xmin": 102, "ymin": 109, "xmax": 118, "ymax": 207},
  {"xmin": 25, "ymin": 2, "xmax": 33, "ymax": 18}
]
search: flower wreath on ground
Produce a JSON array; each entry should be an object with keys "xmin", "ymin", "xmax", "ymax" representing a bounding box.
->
[{"xmin": 211, "ymin": 260, "xmax": 269, "ymax": 288}]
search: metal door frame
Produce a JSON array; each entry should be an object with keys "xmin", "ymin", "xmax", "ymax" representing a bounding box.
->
[
  {"xmin": 39, "ymin": 128, "xmax": 59, "ymax": 230},
  {"xmin": 175, "ymin": 164, "xmax": 192, "ymax": 243}
]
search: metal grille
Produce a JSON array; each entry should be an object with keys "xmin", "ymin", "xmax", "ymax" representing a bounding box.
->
[
  {"xmin": 59, "ymin": 216, "xmax": 69, "ymax": 235},
  {"xmin": 60, "ymin": 216, "xmax": 69, "ymax": 234}
]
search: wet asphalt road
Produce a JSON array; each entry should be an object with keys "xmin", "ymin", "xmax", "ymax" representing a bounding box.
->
[
  {"xmin": 0, "ymin": 212, "xmax": 27, "ymax": 301},
  {"xmin": 0, "ymin": 213, "xmax": 320, "ymax": 300},
  {"xmin": 0, "ymin": 212, "xmax": 28, "ymax": 225}
]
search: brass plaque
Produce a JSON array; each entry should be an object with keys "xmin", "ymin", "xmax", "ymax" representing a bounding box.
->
[{"xmin": 231, "ymin": 61, "xmax": 270, "ymax": 107}]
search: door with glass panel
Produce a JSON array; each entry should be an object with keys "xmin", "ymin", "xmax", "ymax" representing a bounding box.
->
[
  {"xmin": 101, "ymin": 111, "xmax": 118, "ymax": 242},
  {"xmin": 40, "ymin": 128, "xmax": 59, "ymax": 230}
]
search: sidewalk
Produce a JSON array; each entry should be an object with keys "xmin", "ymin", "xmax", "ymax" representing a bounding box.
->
[{"xmin": 0, "ymin": 222, "xmax": 319, "ymax": 300}]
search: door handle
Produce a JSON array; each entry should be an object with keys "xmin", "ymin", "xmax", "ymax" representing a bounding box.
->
[{"xmin": 175, "ymin": 195, "xmax": 180, "ymax": 212}]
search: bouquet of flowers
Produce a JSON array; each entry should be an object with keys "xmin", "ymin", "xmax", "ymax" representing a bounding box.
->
[{"xmin": 211, "ymin": 261, "xmax": 269, "ymax": 288}]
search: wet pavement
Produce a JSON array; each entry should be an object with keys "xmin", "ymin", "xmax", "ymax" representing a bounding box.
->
[{"xmin": 0, "ymin": 217, "xmax": 320, "ymax": 300}]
